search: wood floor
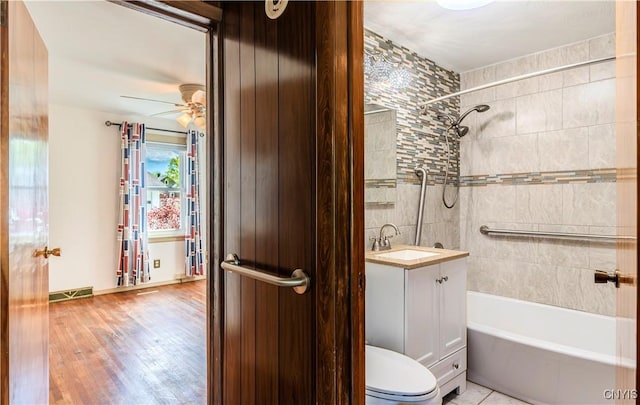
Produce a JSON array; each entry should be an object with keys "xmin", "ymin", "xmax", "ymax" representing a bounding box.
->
[{"xmin": 49, "ymin": 280, "xmax": 206, "ymax": 405}]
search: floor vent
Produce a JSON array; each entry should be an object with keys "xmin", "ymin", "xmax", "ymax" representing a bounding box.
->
[{"xmin": 49, "ymin": 287, "xmax": 93, "ymax": 303}]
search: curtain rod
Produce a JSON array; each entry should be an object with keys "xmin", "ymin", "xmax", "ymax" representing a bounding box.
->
[
  {"xmin": 419, "ymin": 55, "xmax": 616, "ymax": 110},
  {"xmin": 104, "ymin": 120, "xmax": 190, "ymax": 136}
]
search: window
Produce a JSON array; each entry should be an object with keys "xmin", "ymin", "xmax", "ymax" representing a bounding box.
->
[{"xmin": 146, "ymin": 138, "xmax": 187, "ymax": 236}]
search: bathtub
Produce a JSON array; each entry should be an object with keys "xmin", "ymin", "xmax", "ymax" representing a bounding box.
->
[{"xmin": 467, "ymin": 291, "xmax": 618, "ymax": 405}]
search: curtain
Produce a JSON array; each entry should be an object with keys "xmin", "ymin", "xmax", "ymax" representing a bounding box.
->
[
  {"xmin": 185, "ymin": 130, "xmax": 205, "ymax": 276},
  {"xmin": 117, "ymin": 122, "xmax": 150, "ymax": 286}
]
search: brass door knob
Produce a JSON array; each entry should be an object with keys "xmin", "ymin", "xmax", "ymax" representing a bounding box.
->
[{"xmin": 34, "ymin": 246, "xmax": 61, "ymax": 259}]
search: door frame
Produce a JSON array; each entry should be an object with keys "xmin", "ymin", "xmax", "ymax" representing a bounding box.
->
[{"xmin": 109, "ymin": 1, "xmax": 365, "ymax": 403}]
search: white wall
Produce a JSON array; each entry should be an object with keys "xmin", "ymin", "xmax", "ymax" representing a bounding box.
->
[{"xmin": 48, "ymin": 104, "xmax": 207, "ymax": 293}]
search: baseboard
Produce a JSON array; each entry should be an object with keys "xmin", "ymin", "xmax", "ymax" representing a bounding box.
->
[
  {"xmin": 93, "ymin": 275, "xmax": 206, "ymax": 296},
  {"xmin": 49, "ymin": 286, "xmax": 94, "ymax": 303}
]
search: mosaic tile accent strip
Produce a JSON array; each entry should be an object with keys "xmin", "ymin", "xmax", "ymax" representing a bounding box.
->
[
  {"xmin": 365, "ymin": 29, "xmax": 460, "ymax": 184},
  {"xmin": 365, "ymin": 179, "xmax": 396, "ymax": 188},
  {"xmin": 460, "ymin": 168, "xmax": 617, "ymax": 187}
]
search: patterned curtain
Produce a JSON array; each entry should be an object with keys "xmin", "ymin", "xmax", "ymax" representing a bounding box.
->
[
  {"xmin": 117, "ymin": 122, "xmax": 151, "ymax": 286},
  {"xmin": 185, "ymin": 130, "xmax": 205, "ymax": 276}
]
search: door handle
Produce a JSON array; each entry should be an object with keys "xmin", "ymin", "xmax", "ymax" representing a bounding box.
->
[
  {"xmin": 594, "ymin": 270, "xmax": 633, "ymax": 288},
  {"xmin": 34, "ymin": 246, "xmax": 61, "ymax": 259},
  {"xmin": 221, "ymin": 253, "xmax": 310, "ymax": 294}
]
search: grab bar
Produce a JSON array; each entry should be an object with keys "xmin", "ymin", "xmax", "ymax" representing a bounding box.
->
[
  {"xmin": 480, "ymin": 225, "xmax": 636, "ymax": 242},
  {"xmin": 221, "ymin": 253, "xmax": 311, "ymax": 294}
]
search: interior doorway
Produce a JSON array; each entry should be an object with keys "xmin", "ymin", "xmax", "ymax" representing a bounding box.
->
[{"xmin": 23, "ymin": 1, "xmax": 211, "ymax": 402}]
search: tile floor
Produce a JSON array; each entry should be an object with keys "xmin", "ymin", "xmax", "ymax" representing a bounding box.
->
[{"xmin": 443, "ymin": 381, "xmax": 531, "ymax": 405}]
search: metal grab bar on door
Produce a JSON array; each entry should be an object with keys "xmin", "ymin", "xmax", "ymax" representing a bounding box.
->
[
  {"xmin": 221, "ymin": 253, "xmax": 311, "ymax": 295},
  {"xmin": 480, "ymin": 225, "xmax": 636, "ymax": 242}
]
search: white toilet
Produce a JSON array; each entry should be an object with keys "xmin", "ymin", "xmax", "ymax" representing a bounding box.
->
[{"xmin": 366, "ymin": 345, "xmax": 442, "ymax": 405}]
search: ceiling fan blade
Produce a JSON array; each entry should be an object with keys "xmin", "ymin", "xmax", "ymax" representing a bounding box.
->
[
  {"xmin": 150, "ymin": 109, "xmax": 186, "ymax": 117},
  {"xmin": 120, "ymin": 95, "xmax": 187, "ymax": 107}
]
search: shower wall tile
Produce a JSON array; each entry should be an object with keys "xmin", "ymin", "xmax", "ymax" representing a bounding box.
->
[
  {"xmin": 364, "ymin": 29, "xmax": 460, "ymax": 183},
  {"xmin": 494, "ymin": 54, "xmax": 539, "ymax": 99},
  {"xmin": 562, "ymin": 182, "xmax": 616, "ymax": 227},
  {"xmin": 475, "ymin": 98, "xmax": 517, "ymax": 139},
  {"xmin": 588, "ymin": 124, "xmax": 616, "ymax": 168},
  {"xmin": 562, "ymin": 79, "xmax": 616, "ymax": 128},
  {"xmin": 459, "ymin": 33, "xmax": 616, "ymax": 316},
  {"xmin": 515, "ymin": 184, "xmax": 563, "ymax": 224},
  {"xmin": 589, "ymin": 33, "xmax": 615, "ymax": 59},
  {"xmin": 516, "ymin": 90, "xmax": 563, "ymax": 134},
  {"xmin": 538, "ymin": 128, "xmax": 589, "ymax": 172},
  {"xmin": 590, "ymin": 60, "xmax": 616, "ymax": 82},
  {"xmin": 562, "ymin": 66, "xmax": 590, "ymax": 87},
  {"xmin": 538, "ymin": 72, "xmax": 564, "ymax": 92},
  {"xmin": 364, "ymin": 29, "xmax": 461, "ymax": 250}
]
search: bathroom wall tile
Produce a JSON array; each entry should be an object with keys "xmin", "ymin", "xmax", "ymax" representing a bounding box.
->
[
  {"xmin": 589, "ymin": 244, "xmax": 616, "ymax": 270},
  {"xmin": 460, "ymin": 66, "xmax": 496, "ymax": 105},
  {"xmin": 538, "ymin": 128, "xmax": 589, "ymax": 172},
  {"xmin": 554, "ymin": 266, "xmax": 588, "ymax": 313},
  {"xmin": 562, "ymin": 79, "xmax": 615, "ymax": 128},
  {"xmin": 538, "ymin": 41, "xmax": 590, "ymax": 70},
  {"xmin": 517, "ymin": 262, "xmax": 560, "ymax": 307},
  {"xmin": 590, "ymin": 60, "xmax": 616, "ymax": 82},
  {"xmin": 536, "ymin": 239, "xmax": 590, "ymax": 269},
  {"xmin": 589, "ymin": 33, "xmax": 615, "ymax": 59},
  {"xmin": 515, "ymin": 184, "xmax": 563, "ymax": 224},
  {"xmin": 562, "ymin": 66, "xmax": 590, "ymax": 87},
  {"xmin": 562, "ymin": 182, "xmax": 616, "ymax": 227},
  {"xmin": 476, "ymin": 99, "xmax": 517, "ymax": 139},
  {"xmin": 577, "ymin": 267, "xmax": 616, "ymax": 316},
  {"xmin": 495, "ymin": 55, "xmax": 539, "ymax": 100},
  {"xmin": 432, "ymin": 184, "xmax": 460, "ymax": 223},
  {"xmin": 472, "ymin": 185, "xmax": 517, "ymax": 223},
  {"xmin": 434, "ymin": 221, "xmax": 461, "ymax": 250},
  {"xmin": 486, "ymin": 134, "xmax": 540, "ymax": 175},
  {"xmin": 538, "ymin": 72, "xmax": 563, "ymax": 92},
  {"xmin": 516, "ymin": 90, "xmax": 563, "ymax": 134},
  {"xmin": 395, "ymin": 183, "xmax": 423, "ymax": 227},
  {"xmin": 588, "ymin": 124, "xmax": 616, "ymax": 169},
  {"xmin": 365, "ymin": 205, "xmax": 394, "ymax": 229}
]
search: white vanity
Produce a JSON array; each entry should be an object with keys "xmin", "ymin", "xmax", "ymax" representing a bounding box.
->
[{"xmin": 365, "ymin": 246, "xmax": 469, "ymax": 398}]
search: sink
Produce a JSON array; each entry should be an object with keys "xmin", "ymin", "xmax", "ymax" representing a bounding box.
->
[{"xmin": 375, "ymin": 249, "xmax": 440, "ymax": 261}]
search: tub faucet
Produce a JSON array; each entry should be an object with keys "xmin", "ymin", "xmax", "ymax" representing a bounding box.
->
[{"xmin": 371, "ymin": 223, "xmax": 401, "ymax": 251}]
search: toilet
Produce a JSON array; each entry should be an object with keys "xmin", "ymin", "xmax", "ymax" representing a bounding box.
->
[{"xmin": 366, "ymin": 345, "xmax": 442, "ymax": 405}]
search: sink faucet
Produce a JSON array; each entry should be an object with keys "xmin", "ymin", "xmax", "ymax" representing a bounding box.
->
[{"xmin": 371, "ymin": 223, "xmax": 401, "ymax": 251}]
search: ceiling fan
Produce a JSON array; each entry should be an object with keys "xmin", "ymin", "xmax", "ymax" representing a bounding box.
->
[{"xmin": 121, "ymin": 84, "xmax": 206, "ymax": 130}]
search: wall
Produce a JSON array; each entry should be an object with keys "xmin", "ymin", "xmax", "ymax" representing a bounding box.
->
[
  {"xmin": 48, "ymin": 104, "xmax": 207, "ymax": 293},
  {"xmin": 364, "ymin": 29, "xmax": 461, "ymax": 249},
  {"xmin": 459, "ymin": 33, "xmax": 617, "ymax": 315}
]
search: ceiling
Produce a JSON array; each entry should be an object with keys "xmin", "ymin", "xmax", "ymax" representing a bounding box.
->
[
  {"xmin": 22, "ymin": 1, "xmax": 616, "ymax": 118},
  {"xmin": 364, "ymin": 1, "xmax": 615, "ymax": 73},
  {"xmin": 24, "ymin": 1, "xmax": 206, "ymax": 119}
]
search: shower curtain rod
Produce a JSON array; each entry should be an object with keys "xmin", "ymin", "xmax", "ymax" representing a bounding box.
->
[
  {"xmin": 104, "ymin": 120, "xmax": 189, "ymax": 135},
  {"xmin": 419, "ymin": 55, "xmax": 616, "ymax": 109}
]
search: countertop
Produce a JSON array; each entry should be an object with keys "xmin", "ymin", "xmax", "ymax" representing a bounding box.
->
[{"xmin": 365, "ymin": 244, "xmax": 469, "ymax": 269}]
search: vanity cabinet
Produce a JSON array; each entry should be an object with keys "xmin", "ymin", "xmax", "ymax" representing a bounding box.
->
[{"xmin": 365, "ymin": 257, "xmax": 467, "ymax": 395}]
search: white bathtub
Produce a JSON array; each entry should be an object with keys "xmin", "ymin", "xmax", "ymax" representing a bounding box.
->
[{"xmin": 467, "ymin": 291, "xmax": 617, "ymax": 405}]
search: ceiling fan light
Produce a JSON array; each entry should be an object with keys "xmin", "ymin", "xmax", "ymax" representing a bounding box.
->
[
  {"xmin": 191, "ymin": 90, "xmax": 206, "ymax": 106},
  {"xmin": 193, "ymin": 116, "xmax": 206, "ymax": 129},
  {"xmin": 177, "ymin": 113, "xmax": 193, "ymax": 127}
]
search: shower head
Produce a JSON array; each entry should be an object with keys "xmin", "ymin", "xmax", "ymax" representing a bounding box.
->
[
  {"xmin": 456, "ymin": 104, "xmax": 490, "ymax": 127},
  {"xmin": 439, "ymin": 104, "xmax": 490, "ymax": 138}
]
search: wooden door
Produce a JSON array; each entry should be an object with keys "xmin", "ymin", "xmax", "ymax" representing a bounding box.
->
[
  {"xmin": 0, "ymin": 0, "xmax": 50, "ymax": 403},
  {"xmin": 614, "ymin": 0, "xmax": 638, "ymax": 400},
  {"xmin": 217, "ymin": 1, "xmax": 364, "ymax": 403}
]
